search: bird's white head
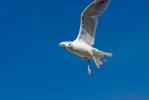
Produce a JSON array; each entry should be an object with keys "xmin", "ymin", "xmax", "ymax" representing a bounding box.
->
[{"xmin": 58, "ymin": 41, "xmax": 73, "ymax": 49}]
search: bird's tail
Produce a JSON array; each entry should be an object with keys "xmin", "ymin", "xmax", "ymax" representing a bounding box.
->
[
  {"xmin": 91, "ymin": 49, "xmax": 112, "ymax": 69},
  {"xmin": 97, "ymin": 51, "xmax": 112, "ymax": 57}
]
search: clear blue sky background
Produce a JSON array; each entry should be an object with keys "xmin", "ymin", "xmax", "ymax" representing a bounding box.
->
[{"xmin": 0, "ymin": 0, "xmax": 148, "ymax": 100}]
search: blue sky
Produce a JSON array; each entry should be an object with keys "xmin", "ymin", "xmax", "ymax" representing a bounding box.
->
[{"xmin": 0, "ymin": 0, "xmax": 148, "ymax": 100}]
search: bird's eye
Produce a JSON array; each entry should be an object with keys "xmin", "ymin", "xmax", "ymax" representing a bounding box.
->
[{"xmin": 68, "ymin": 43, "xmax": 71, "ymax": 46}]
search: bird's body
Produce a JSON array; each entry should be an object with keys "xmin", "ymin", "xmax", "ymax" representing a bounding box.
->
[
  {"xmin": 59, "ymin": 0, "xmax": 112, "ymax": 76},
  {"xmin": 66, "ymin": 40, "xmax": 111, "ymax": 59},
  {"xmin": 67, "ymin": 40, "xmax": 92, "ymax": 58}
]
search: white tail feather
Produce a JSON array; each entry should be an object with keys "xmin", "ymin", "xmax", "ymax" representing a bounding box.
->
[
  {"xmin": 90, "ymin": 49, "xmax": 112, "ymax": 69},
  {"xmin": 105, "ymin": 52, "xmax": 112, "ymax": 57}
]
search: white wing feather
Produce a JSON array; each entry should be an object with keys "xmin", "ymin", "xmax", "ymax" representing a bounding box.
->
[{"xmin": 76, "ymin": 0, "xmax": 111, "ymax": 45}]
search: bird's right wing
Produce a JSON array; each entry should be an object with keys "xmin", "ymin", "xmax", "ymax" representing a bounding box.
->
[{"xmin": 76, "ymin": 0, "xmax": 111, "ymax": 46}]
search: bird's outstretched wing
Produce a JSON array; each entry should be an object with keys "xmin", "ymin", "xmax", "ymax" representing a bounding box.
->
[{"xmin": 76, "ymin": 0, "xmax": 111, "ymax": 45}]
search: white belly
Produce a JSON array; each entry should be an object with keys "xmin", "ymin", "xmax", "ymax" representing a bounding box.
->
[{"xmin": 67, "ymin": 42, "xmax": 92, "ymax": 58}]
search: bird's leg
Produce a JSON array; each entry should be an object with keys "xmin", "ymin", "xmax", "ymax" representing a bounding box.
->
[
  {"xmin": 87, "ymin": 60, "xmax": 92, "ymax": 76},
  {"xmin": 85, "ymin": 57, "xmax": 92, "ymax": 76}
]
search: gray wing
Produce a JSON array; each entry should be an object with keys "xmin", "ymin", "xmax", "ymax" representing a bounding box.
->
[{"xmin": 76, "ymin": 0, "xmax": 111, "ymax": 45}]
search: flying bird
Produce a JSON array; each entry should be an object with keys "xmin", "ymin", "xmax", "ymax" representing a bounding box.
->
[{"xmin": 59, "ymin": 0, "xmax": 112, "ymax": 76}]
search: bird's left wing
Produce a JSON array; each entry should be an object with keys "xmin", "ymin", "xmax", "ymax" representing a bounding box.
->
[{"xmin": 76, "ymin": 0, "xmax": 111, "ymax": 45}]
